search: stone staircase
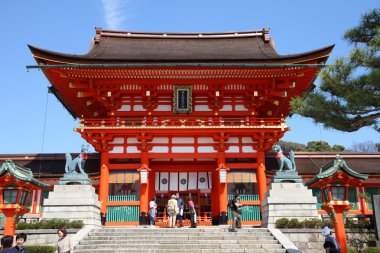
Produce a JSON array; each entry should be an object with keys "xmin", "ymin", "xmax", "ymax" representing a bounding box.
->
[{"xmin": 74, "ymin": 227, "xmax": 287, "ymax": 253}]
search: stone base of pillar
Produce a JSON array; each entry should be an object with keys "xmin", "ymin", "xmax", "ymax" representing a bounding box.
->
[
  {"xmin": 42, "ymin": 185, "xmax": 101, "ymax": 227},
  {"xmin": 261, "ymin": 183, "xmax": 319, "ymax": 228}
]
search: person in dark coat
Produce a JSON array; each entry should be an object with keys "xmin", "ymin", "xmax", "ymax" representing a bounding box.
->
[
  {"xmin": 322, "ymin": 226, "xmax": 341, "ymax": 253},
  {"xmin": 1, "ymin": 235, "xmax": 14, "ymax": 253},
  {"xmin": 11, "ymin": 233, "xmax": 31, "ymax": 253}
]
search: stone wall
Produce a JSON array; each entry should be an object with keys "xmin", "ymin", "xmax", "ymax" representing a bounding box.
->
[
  {"xmin": 0, "ymin": 229, "xmax": 80, "ymax": 247},
  {"xmin": 280, "ymin": 229, "xmax": 376, "ymax": 253}
]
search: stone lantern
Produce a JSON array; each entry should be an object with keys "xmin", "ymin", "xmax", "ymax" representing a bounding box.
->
[
  {"xmin": 0, "ymin": 160, "xmax": 49, "ymax": 236},
  {"xmin": 305, "ymin": 155, "xmax": 368, "ymax": 253}
]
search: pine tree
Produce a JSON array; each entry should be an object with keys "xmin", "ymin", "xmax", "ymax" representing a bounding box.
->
[{"xmin": 291, "ymin": 8, "xmax": 380, "ymax": 132}]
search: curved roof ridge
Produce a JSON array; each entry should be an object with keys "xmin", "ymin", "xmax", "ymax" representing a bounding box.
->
[{"xmin": 95, "ymin": 27, "xmax": 269, "ymax": 40}]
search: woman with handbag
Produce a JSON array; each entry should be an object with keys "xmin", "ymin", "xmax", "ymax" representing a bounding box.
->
[
  {"xmin": 187, "ymin": 196, "xmax": 197, "ymax": 228},
  {"xmin": 148, "ymin": 197, "xmax": 157, "ymax": 228}
]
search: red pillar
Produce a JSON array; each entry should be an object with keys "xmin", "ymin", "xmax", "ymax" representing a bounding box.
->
[
  {"xmin": 359, "ymin": 187, "xmax": 368, "ymax": 214},
  {"xmin": 148, "ymin": 170, "xmax": 156, "ymax": 204},
  {"xmin": 99, "ymin": 152, "xmax": 109, "ymax": 216},
  {"xmin": 140, "ymin": 151, "xmax": 150, "ymax": 214},
  {"xmin": 211, "ymin": 170, "xmax": 220, "ymax": 217},
  {"xmin": 3, "ymin": 209, "xmax": 18, "ymax": 236},
  {"xmin": 334, "ymin": 209, "xmax": 348, "ymax": 253},
  {"xmin": 217, "ymin": 152, "xmax": 228, "ymax": 215},
  {"xmin": 257, "ymin": 151, "xmax": 268, "ymax": 211}
]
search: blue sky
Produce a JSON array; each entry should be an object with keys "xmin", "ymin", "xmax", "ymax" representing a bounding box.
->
[{"xmin": 0, "ymin": 1, "xmax": 379, "ymax": 154}]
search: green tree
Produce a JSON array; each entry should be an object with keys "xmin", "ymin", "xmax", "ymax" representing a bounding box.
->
[
  {"xmin": 277, "ymin": 140, "xmax": 346, "ymax": 152},
  {"xmin": 291, "ymin": 8, "xmax": 380, "ymax": 132},
  {"xmin": 277, "ymin": 140, "xmax": 306, "ymax": 152},
  {"xmin": 305, "ymin": 141, "xmax": 332, "ymax": 152}
]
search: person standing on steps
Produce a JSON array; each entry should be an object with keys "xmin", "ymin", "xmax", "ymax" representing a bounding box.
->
[
  {"xmin": 148, "ymin": 196, "xmax": 157, "ymax": 228},
  {"xmin": 176, "ymin": 193, "xmax": 184, "ymax": 228},
  {"xmin": 231, "ymin": 194, "xmax": 243, "ymax": 232},
  {"xmin": 187, "ymin": 196, "xmax": 197, "ymax": 228},
  {"xmin": 167, "ymin": 194, "xmax": 178, "ymax": 228}
]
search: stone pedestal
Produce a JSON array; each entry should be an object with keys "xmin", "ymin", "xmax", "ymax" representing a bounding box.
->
[
  {"xmin": 261, "ymin": 183, "xmax": 319, "ymax": 228},
  {"xmin": 42, "ymin": 185, "xmax": 101, "ymax": 227},
  {"xmin": 58, "ymin": 173, "xmax": 92, "ymax": 185}
]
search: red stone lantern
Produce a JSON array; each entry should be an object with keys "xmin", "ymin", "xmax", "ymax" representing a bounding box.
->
[
  {"xmin": 305, "ymin": 155, "xmax": 367, "ymax": 253},
  {"xmin": 0, "ymin": 160, "xmax": 49, "ymax": 236}
]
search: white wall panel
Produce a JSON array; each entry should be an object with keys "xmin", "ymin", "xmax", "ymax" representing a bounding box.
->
[
  {"xmin": 133, "ymin": 105, "xmax": 146, "ymax": 111},
  {"xmin": 172, "ymin": 137, "xmax": 194, "ymax": 144},
  {"xmin": 226, "ymin": 146, "xmax": 240, "ymax": 153},
  {"xmin": 242, "ymin": 137, "xmax": 253, "ymax": 143},
  {"xmin": 197, "ymin": 137, "xmax": 214, "ymax": 144},
  {"xmin": 151, "ymin": 146, "xmax": 169, "ymax": 153},
  {"xmin": 226, "ymin": 137, "xmax": 239, "ymax": 143},
  {"xmin": 172, "ymin": 146, "xmax": 195, "ymax": 153},
  {"xmin": 194, "ymin": 105, "xmax": 212, "ymax": 111},
  {"xmin": 198, "ymin": 146, "xmax": 217, "ymax": 153},
  {"xmin": 126, "ymin": 146, "xmax": 140, "ymax": 153},
  {"xmin": 117, "ymin": 105, "xmax": 131, "ymax": 111},
  {"xmin": 235, "ymin": 105, "xmax": 248, "ymax": 111},
  {"xmin": 110, "ymin": 137, "xmax": 124, "ymax": 144},
  {"xmin": 155, "ymin": 105, "xmax": 171, "ymax": 111},
  {"xmin": 152, "ymin": 137, "xmax": 169, "ymax": 143},
  {"xmin": 109, "ymin": 146, "xmax": 124, "ymax": 153},
  {"xmin": 242, "ymin": 146, "xmax": 256, "ymax": 153},
  {"xmin": 220, "ymin": 105, "xmax": 233, "ymax": 111}
]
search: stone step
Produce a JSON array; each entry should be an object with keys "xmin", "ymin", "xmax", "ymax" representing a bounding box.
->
[
  {"xmin": 75, "ymin": 227, "xmax": 285, "ymax": 253},
  {"xmin": 88, "ymin": 230, "xmax": 271, "ymax": 235},
  {"xmin": 79, "ymin": 239, "xmax": 278, "ymax": 245},
  {"xmin": 81, "ymin": 235, "xmax": 276, "ymax": 241},
  {"xmin": 74, "ymin": 249, "xmax": 287, "ymax": 253},
  {"xmin": 75, "ymin": 243, "xmax": 283, "ymax": 250}
]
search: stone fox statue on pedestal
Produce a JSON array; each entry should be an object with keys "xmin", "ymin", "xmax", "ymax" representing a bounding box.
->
[
  {"xmin": 273, "ymin": 144, "xmax": 296, "ymax": 172},
  {"xmin": 65, "ymin": 145, "xmax": 89, "ymax": 174}
]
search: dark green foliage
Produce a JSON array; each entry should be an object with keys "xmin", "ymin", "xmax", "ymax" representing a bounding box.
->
[
  {"xmin": 363, "ymin": 248, "xmax": 380, "ymax": 253},
  {"xmin": 277, "ymin": 141, "xmax": 306, "ymax": 152},
  {"xmin": 303, "ymin": 219, "xmax": 322, "ymax": 229},
  {"xmin": 25, "ymin": 246, "xmax": 55, "ymax": 253},
  {"xmin": 287, "ymin": 218, "xmax": 301, "ymax": 228},
  {"xmin": 16, "ymin": 219, "xmax": 84, "ymax": 230},
  {"xmin": 291, "ymin": 8, "xmax": 380, "ymax": 132},
  {"xmin": 276, "ymin": 140, "xmax": 346, "ymax": 152},
  {"xmin": 346, "ymin": 219, "xmax": 372, "ymax": 230},
  {"xmin": 349, "ymin": 248, "xmax": 358, "ymax": 253},
  {"xmin": 275, "ymin": 218, "xmax": 289, "ymax": 228}
]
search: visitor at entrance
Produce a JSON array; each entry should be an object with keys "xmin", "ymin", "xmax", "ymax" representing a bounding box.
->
[
  {"xmin": 231, "ymin": 194, "xmax": 243, "ymax": 232},
  {"xmin": 322, "ymin": 226, "xmax": 341, "ymax": 253},
  {"xmin": 167, "ymin": 195, "xmax": 178, "ymax": 228},
  {"xmin": 149, "ymin": 197, "xmax": 157, "ymax": 228},
  {"xmin": 176, "ymin": 193, "xmax": 184, "ymax": 228},
  {"xmin": 187, "ymin": 196, "xmax": 197, "ymax": 228},
  {"xmin": 12, "ymin": 233, "xmax": 31, "ymax": 253}
]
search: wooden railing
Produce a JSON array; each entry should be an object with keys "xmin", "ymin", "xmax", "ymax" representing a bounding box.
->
[{"xmin": 78, "ymin": 117, "xmax": 285, "ymax": 129}]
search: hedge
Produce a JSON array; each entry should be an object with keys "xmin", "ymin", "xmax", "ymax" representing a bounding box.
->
[
  {"xmin": 363, "ymin": 248, "xmax": 380, "ymax": 253},
  {"xmin": 275, "ymin": 218, "xmax": 372, "ymax": 229},
  {"xmin": 17, "ymin": 219, "xmax": 84, "ymax": 230},
  {"xmin": 26, "ymin": 246, "xmax": 55, "ymax": 253}
]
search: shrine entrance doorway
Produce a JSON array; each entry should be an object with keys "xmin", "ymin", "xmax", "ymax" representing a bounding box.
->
[{"xmin": 154, "ymin": 191, "xmax": 212, "ymax": 226}]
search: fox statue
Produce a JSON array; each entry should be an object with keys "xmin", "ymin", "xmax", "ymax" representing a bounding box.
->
[
  {"xmin": 272, "ymin": 144, "xmax": 296, "ymax": 172},
  {"xmin": 65, "ymin": 144, "xmax": 89, "ymax": 174}
]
